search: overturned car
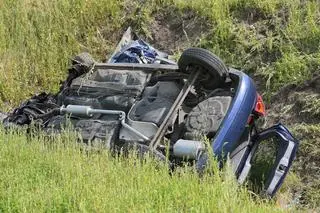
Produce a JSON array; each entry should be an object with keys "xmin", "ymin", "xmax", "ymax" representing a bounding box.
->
[{"xmin": 2, "ymin": 29, "xmax": 299, "ymax": 197}]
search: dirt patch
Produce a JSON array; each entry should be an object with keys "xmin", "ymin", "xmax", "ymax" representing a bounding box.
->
[
  {"xmin": 231, "ymin": 5, "xmax": 268, "ymax": 25},
  {"xmin": 147, "ymin": 8, "xmax": 211, "ymax": 54},
  {"xmin": 265, "ymin": 72, "xmax": 320, "ymax": 126},
  {"xmin": 265, "ymin": 73, "xmax": 320, "ymax": 207}
]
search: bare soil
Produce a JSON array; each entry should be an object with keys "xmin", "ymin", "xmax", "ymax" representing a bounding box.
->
[
  {"xmin": 266, "ymin": 72, "xmax": 320, "ymax": 126},
  {"xmin": 147, "ymin": 8, "xmax": 211, "ymax": 54}
]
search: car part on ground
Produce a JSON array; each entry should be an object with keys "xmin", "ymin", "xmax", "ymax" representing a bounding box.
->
[
  {"xmin": 184, "ymin": 96, "xmax": 232, "ymax": 140},
  {"xmin": 2, "ymin": 29, "xmax": 299, "ymax": 198},
  {"xmin": 109, "ymin": 27, "xmax": 176, "ymax": 65},
  {"xmin": 173, "ymin": 139, "xmax": 205, "ymax": 160}
]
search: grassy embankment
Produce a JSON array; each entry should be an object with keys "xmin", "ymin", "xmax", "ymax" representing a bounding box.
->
[
  {"xmin": 0, "ymin": 128, "xmax": 282, "ymax": 212},
  {"xmin": 1, "ymin": 0, "xmax": 320, "ymax": 107},
  {"xmin": 0, "ymin": 0, "xmax": 319, "ymax": 211}
]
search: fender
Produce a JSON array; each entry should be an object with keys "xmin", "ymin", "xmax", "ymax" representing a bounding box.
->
[{"xmin": 212, "ymin": 69, "xmax": 257, "ymax": 158}]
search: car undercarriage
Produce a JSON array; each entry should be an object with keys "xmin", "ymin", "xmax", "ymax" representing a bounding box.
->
[{"xmin": 1, "ymin": 28, "xmax": 299, "ymax": 198}]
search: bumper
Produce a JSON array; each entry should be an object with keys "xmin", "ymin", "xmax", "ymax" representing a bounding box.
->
[{"xmin": 212, "ymin": 69, "xmax": 257, "ymax": 158}]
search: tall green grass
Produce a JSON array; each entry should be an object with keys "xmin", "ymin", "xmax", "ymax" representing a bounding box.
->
[
  {"xmin": 171, "ymin": 0, "xmax": 320, "ymax": 91},
  {"xmin": 1, "ymin": 0, "xmax": 320, "ymax": 107},
  {"xmin": 0, "ymin": 128, "xmax": 284, "ymax": 212},
  {"xmin": 0, "ymin": 0, "xmax": 124, "ymax": 108},
  {"xmin": 291, "ymin": 124, "xmax": 320, "ymax": 209}
]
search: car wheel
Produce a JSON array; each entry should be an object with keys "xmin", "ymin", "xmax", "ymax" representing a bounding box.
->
[{"xmin": 178, "ymin": 48, "xmax": 228, "ymax": 87}]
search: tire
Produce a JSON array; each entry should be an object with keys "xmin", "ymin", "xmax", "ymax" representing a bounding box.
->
[{"xmin": 178, "ymin": 48, "xmax": 228, "ymax": 87}]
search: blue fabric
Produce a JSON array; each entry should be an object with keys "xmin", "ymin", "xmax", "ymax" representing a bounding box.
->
[{"xmin": 110, "ymin": 39, "xmax": 158, "ymax": 64}]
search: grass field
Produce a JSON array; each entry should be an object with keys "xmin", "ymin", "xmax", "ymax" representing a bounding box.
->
[
  {"xmin": 1, "ymin": 0, "xmax": 320, "ymax": 107},
  {"xmin": 0, "ymin": 0, "xmax": 319, "ymax": 211},
  {"xmin": 0, "ymin": 128, "xmax": 284, "ymax": 212}
]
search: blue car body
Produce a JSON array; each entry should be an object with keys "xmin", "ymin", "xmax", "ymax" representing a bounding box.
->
[
  {"xmin": 212, "ymin": 69, "xmax": 257, "ymax": 157},
  {"xmin": 210, "ymin": 69, "xmax": 299, "ymax": 197}
]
